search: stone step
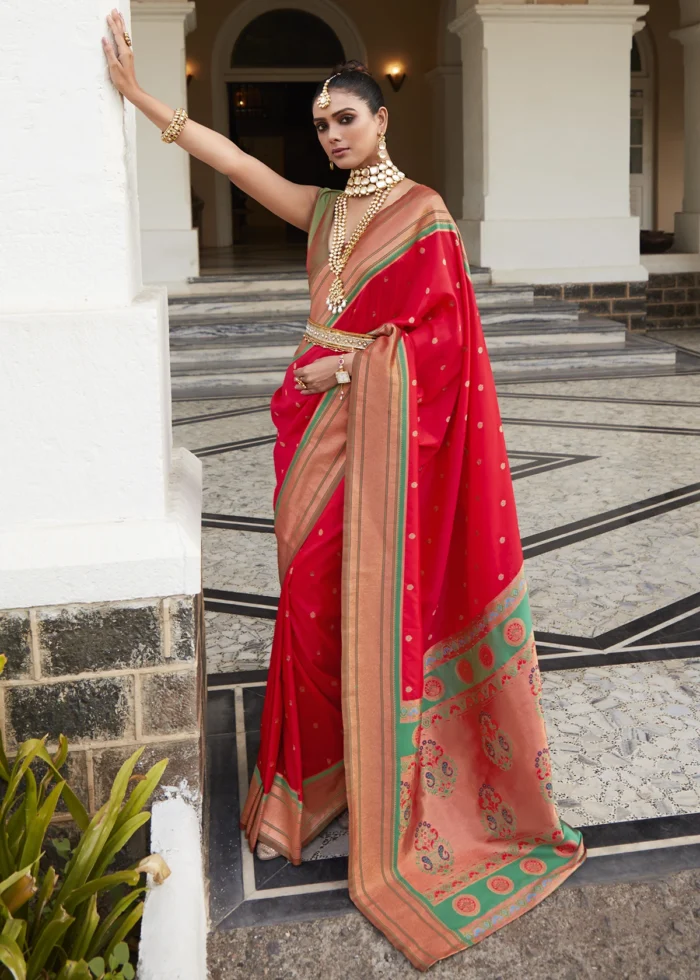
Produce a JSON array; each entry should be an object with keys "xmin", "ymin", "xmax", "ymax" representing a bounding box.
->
[
  {"xmin": 488, "ymin": 336, "xmax": 676, "ymax": 375},
  {"xmin": 168, "ymin": 295, "xmax": 312, "ymax": 321},
  {"xmin": 173, "ymin": 265, "xmax": 491, "ymax": 296},
  {"xmin": 167, "ymin": 277, "xmax": 514, "ymax": 310},
  {"xmin": 472, "ymin": 285, "xmax": 533, "ymax": 307},
  {"xmin": 480, "ymin": 301, "xmax": 580, "ymax": 326},
  {"xmin": 169, "ymin": 315, "xmax": 624, "ymax": 352},
  {"xmin": 168, "ymin": 290, "xmax": 578, "ymax": 327},
  {"xmin": 167, "ymin": 274, "xmax": 506, "ymax": 317},
  {"xmin": 169, "ymin": 337, "xmax": 675, "ymax": 396},
  {"xmin": 169, "ymin": 322, "xmax": 628, "ymax": 376}
]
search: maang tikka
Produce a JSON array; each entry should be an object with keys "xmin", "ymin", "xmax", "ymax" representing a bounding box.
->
[{"xmin": 317, "ymin": 73, "xmax": 340, "ymax": 110}]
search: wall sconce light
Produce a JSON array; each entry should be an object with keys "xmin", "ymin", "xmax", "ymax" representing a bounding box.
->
[
  {"xmin": 386, "ymin": 64, "xmax": 406, "ymax": 93},
  {"xmin": 186, "ymin": 60, "xmax": 196, "ymax": 86}
]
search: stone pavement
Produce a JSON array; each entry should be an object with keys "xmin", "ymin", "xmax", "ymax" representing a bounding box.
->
[{"xmin": 208, "ymin": 869, "xmax": 700, "ymax": 980}]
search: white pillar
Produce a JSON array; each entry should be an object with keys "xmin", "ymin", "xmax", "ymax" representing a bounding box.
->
[
  {"xmin": 673, "ymin": 0, "xmax": 700, "ymax": 254},
  {"xmin": 0, "ymin": 0, "xmax": 201, "ymax": 608},
  {"xmin": 450, "ymin": 0, "xmax": 649, "ymax": 284},
  {"xmin": 132, "ymin": 1, "xmax": 200, "ymax": 284}
]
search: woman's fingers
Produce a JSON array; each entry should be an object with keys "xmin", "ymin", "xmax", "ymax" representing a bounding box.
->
[
  {"xmin": 108, "ymin": 9, "xmax": 130, "ymax": 59},
  {"xmin": 102, "ymin": 36, "xmax": 121, "ymax": 72}
]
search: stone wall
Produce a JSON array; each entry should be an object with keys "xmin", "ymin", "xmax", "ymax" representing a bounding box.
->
[
  {"xmin": 0, "ymin": 594, "xmax": 205, "ymax": 815},
  {"xmin": 647, "ymin": 272, "xmax": 700, "ymax": 329},
  {"xmin": 535, "ymin": 282, "xmax": 647, "ymax": 331},
  {"xmin": 535, "ymin": 278, "xmax": 700, "ymax": 332}
]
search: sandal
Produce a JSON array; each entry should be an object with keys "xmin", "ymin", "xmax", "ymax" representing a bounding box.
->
[{"xmin": 256, "ymin": 841, "xmax": 281, "ymax": 861}]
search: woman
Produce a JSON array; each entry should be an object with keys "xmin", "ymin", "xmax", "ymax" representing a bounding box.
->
[{"xmin": 104, "ymin": 11, "xmax": 585, "ymax": 970}]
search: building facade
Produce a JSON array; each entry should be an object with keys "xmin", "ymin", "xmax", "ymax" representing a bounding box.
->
[{"xmin": 132, "ymin": 0, "xmax": 700, "ymax": 312}]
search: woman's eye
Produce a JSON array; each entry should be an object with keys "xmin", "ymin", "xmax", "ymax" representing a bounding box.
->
[
  {"xmin": 316, "ymin": 123, "xmax": 327, "ymax": 133},
  {"xmin": 340, "ymin": 115, "xmax": 354, "ymax": 125}
]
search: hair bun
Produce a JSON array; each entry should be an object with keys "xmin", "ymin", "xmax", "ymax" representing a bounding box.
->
[{"xmin": 336, "ymin": 59, "xmax": 372, "ymax": 76}]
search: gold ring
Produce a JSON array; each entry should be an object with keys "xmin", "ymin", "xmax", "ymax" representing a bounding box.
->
[
  {"xmin": 123, "ymin": 31, "xmax": 132, "ymax": 47},
  {"xmin": 296, "ymin": 379, "xmax": 307, "ymax": 389}
]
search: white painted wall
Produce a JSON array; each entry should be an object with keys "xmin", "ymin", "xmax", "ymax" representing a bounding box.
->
[
  {"xmin": 451, "ymin": 1, "xmax": 649, "ymax": 283},
  {"xmin": 133, "ymin": 2, "xmax": 200, "ymax": 283},
  {"xmin": 0, "ymin": 0, "xmax": 201, "ymax": 608}
]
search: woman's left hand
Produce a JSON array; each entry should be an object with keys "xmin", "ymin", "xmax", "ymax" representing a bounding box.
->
[
  {"xmin": 293, "ymin": 353, "xmax": 355, "ymax": 395},
  {"xmin": 103, "ymin": 10, "xmax": 139, "ymax": 100}
]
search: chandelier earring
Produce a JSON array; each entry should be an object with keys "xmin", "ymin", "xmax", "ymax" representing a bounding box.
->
[{"xmin": 378, "ymin": 135, "xmax": 388, "ymax": 161}]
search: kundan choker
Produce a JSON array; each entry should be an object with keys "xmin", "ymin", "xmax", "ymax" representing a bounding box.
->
[{"xmin": 344, "ymin": 159, "xmax": 405, "ymax": 197}]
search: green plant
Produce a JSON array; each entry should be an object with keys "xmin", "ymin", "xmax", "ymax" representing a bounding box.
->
[
  {"xmin": 87, "ymin": 941, "xmax": 135, "ymax": 979},
  {"xmin": 0, "ymin": 655, "xmax": 170, "ymax": 979}
]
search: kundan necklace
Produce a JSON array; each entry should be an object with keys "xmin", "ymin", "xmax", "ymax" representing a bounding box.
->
[{"xmin": 326, "ymin": 157, "xmax": 406, "ymax": 315}]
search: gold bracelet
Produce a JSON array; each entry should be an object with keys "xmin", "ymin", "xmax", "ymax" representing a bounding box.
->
[{"xmin": 161, "ymin": 108, "xmax": 188, "ymax": 144}]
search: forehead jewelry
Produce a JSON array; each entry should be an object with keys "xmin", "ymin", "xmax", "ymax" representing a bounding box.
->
[{"xmin": 316, "ymin": 73, "xmax": 340, "ymax": 109}]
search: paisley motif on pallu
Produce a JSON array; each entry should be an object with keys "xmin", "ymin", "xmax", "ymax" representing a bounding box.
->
[
  {"xmin": 419, "ymin": 739, "xmax": 458, "ymax": 797},
  {"xmin": 478, "ymin": 783, "xmax": 517, "ymax": 839},
  {"xmin": 414, "ymin": 822, "xmax": 455, "ymax": 876},
  {"xmin": 535, "ymin": 748, "xmax": 555, "ymax": 802},
  {"xmin": 479, "ymin": 713, "xmax": 513, "ymax": 771},
  {"xmin": 529, "ymin": 663, "xmax": 545, "ymax": 719}
]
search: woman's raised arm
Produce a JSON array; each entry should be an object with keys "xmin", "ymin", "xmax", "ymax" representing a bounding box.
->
[{"xmin": 102, "ymin": 10, "xmax": 319, "ymax": 233}]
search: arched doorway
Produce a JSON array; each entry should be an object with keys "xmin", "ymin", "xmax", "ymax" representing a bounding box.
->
[
  {"xmin": 228, "ymin": 10, "xmax": 345, "ymax": 245},
  {"xmin": 211, "ymin": 0, "xmax": 367, "ymax": 247},
  {"xmin": 630, "ymin": 29, "xmax": 656, "ymax": 230}
]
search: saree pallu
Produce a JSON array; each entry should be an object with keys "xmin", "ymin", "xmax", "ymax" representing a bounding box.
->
[{"xmin": 242, "ymin": 184, "xmax": 585, "ymax": 970}]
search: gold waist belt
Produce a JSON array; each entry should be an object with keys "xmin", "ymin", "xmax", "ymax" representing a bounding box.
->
[{"xmin": 303, "ymin": 318, "xmax": 376, "ymax": 353}]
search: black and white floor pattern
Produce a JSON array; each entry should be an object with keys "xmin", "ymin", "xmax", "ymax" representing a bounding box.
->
[{"xmin": 172, "ymin": 337, "xmax": 700, "ymax": 930}]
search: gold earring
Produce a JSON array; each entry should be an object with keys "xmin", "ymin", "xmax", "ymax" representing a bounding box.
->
[
  {"xmin": 330, "ymin": 160, "xmax": 334, "ymax": 171},
  {"xmin": 378, "ymin": 135, "xmax": 388, "ymax": 161}
]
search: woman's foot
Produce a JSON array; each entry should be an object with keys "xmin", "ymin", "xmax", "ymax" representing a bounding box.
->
[
  {"xmin": 256, "ymin": 842, "xmax": 281, "ymax": 861},
  {"xmin": 338, "ymin": 809, "xmax": 350, "ymax": 830}
]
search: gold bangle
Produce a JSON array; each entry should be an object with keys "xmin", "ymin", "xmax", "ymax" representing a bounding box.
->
[{"xmin": 161, "ymin": 108, "xmax": 188, "ymax": 144}]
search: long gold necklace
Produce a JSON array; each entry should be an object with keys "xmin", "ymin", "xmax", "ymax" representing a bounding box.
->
[{"xmin": 327, "ymin": 161, "xmax": 406, "ymax": 314}]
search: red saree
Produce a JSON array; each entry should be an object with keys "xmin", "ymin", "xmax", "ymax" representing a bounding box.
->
[{"xmin": 242, "ymin": 184, "xmax": 585, "ymax": 969}]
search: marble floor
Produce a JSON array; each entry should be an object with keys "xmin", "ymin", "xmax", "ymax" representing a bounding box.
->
[{"xmin": 183, "ymin": 329, "xmax": 700, "ymax": 930}]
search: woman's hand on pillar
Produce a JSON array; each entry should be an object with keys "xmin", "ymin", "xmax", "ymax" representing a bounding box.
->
[{"xmin": 102, "ymin": 10, "xmax": 139, "ymax": 101}]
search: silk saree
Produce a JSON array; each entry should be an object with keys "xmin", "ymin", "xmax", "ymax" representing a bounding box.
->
[{"xmin": 242, "ymin": 184, "xmax": 585, "ymax": 970}]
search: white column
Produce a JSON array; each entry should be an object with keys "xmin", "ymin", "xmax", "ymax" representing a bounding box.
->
[
  {"xmin": 673, "ymin": 0, "xmax": 700, "ymax": 254},
  {"xmin": 0, "ymin": 0, "xmax": 201, "ymax": 608},
  {"xmin": 450, "ymin": 0, "xmax": 649, "ymax": 284},
  {"xmin": 132, "ymin": 1, "xmax": 200, "ymax": 283},
  {"xmin": 427, "ymin": 66, "xmax": 464, "ymax": 221}
]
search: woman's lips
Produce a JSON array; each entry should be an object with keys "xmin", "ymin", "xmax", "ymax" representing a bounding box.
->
[{"xmin": 332, "ymin": 147, "xmax": 350, "ymax": 157}]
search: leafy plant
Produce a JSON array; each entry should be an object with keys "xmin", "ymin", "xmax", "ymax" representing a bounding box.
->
[
  {"xmin": 0, "ymin": 655, "xmax": 170, "ymax": 979},
  {"xmin": 87, "ymin": 941, "xmax": 135, "ymax": 979}
]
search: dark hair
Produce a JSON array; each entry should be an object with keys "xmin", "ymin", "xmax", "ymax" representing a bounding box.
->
[{"xmin": 313, "ymin": 60, "xmax": 384, "ymax": 114}]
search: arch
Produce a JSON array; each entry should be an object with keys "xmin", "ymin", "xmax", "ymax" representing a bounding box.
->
[
  {"xmin": 632, "ymin": 25, "xmax": 656, "ymax": 79},
  {"xmin": 211, "ymin": 0, "xmax": 367, "ymax": 246},
  {"xmin": 231, "ymin": 10, "xmax": 345, "ymax": 68}
]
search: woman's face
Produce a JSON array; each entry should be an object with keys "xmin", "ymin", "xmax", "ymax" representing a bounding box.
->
[{"xmin": 313, "ymin": 90, "xmax": 388, "ymax": 170}]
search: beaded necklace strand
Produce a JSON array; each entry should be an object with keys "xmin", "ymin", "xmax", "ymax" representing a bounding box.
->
[{"xmin": 326, "ymin": 160, "xmax": 406, "ymax": 315}]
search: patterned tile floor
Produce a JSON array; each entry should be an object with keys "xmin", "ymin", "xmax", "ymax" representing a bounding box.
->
[{"xmin": 177, "ymin": 326, "xmax": 700, "ymax": 929}]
